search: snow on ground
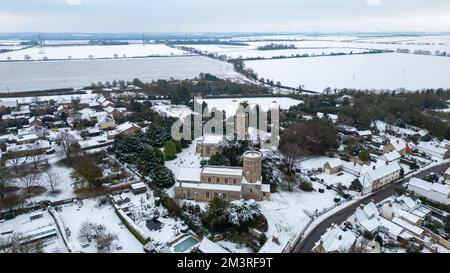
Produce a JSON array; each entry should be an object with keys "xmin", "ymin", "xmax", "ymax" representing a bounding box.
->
[
  {"xmin": 216, "ymin": 240, "xmax": 253, "ymax": 253},
  {"xmin": 58, "ymin": 198, "xmax": 144, "ymax": 253},
  {"xmin": 196, "ymin": 97, "xmax": 303, "ymax": 118},
  {"xmin": 165, "ymin": 140, "xmax": 202, "ymax": 198},
  {"xmin": 178, "ymin": 44, "xmax": 371, "ymax": 59},
  {"xmin": 0, "ymin": 209, "xmax": 67, "ymax": 253},
  {"xmin": 259, "ymin": 183, "xmax": 340, "ymax": 248},
  {"xmin": 0, "ymin": 44, "xmax": 189, "ymax": 61},
  {"xmin": 122, "ymin": 191, "xmax": 187, "ymax": 246},
  {"xmin": 245, "ymin": 53, "xmax": 450, "ymax": 91},
  {"xmin": 316, "ymin": 171, "xmax": 357, "ymax": 188},
  {"xmin": 151, "ymin": 104, "xmax": 193, "ymax": 119}
]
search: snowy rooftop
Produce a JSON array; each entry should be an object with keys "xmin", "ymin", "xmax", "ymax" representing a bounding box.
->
[
  {"xmin": 408, "ymin": 177, "xmax": 450, "ymax": 196},
  {"xmin": 392, "ymin": 217, "xmax": 424, "ymax": 237},
  {"xmin": 381, "ymin": 150, "xmax": 401, "ymax": 162},
  {"xmin": 198, "ymin": 238, "xmax": 229, "ymax": 253},
  {"xmin": 176, "ymin": 167, "xmax": 202, "ymax": 182},
  {"xmin": 199, "ymin": 135, "xmax": 225, "ymax": 145},
  {"xmin": 202, "ymin": 166, "xmax": 243, "ymax": 177},
  {"xmin": 316, "ymin": 225, "xmax": 356, "ymax": 253}
]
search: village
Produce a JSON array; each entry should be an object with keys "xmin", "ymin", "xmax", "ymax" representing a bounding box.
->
[{"xmin": 0, "ymin": 78, "xmax": 449, "ymax": 254}]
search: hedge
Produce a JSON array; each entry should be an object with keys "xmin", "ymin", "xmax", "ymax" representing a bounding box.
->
[{"xmin": 115, "ymin": 209, "xmax": 149, "ymax": 245}]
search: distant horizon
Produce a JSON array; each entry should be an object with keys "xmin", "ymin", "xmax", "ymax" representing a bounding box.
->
[{"xmin": 3, "ymin": 1, "xmax": 450, "ymax": 33}]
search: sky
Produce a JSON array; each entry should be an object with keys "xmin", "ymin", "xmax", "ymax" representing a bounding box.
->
[{"xmin": 1, "ymin": 0, "xmax": 450, "ymax": 33}]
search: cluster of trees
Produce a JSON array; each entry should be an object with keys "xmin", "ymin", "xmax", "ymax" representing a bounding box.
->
[
  {"xmin": 288, "ymin": 90, "xmax": 450, "ymax": 139},
  {"xmin": 256, "ymin": 43, "xmax": 297, "ymax": 51},
  {"xmin": 109, "ymin": 116, "xmax": 187, "ymax": 189},
  {"xmin": 280, "ymin": 119, "xmax": 338, "ymax": 174},
  {"xmin": 202, "ymin": 198, "xmax": 262, "ymax": 232},
  {"xmin": 89, "ymin": 76, "xmax": 270, "ymax": 99}
]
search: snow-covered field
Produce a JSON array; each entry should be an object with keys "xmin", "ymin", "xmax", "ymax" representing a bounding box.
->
[
  {"xmin": 0, "ymin": 44, "xmax": 188, "ymax": 61},
  {"xmin": 245, "ymin": 53, "xmax": 450, "ymax": 91},
  {"xmin": 58, "ymin": 198, "xmax": 144, "ymax": 253},
  {"xmin": 196, "ymin": 97, "xmax": 303, "ymax": 118},
  {"xmin": 151, "ymin": 104, "xmax": 193, "ymax": 119},
  {"xmin": 179, "ymin": 43, "xmax": 372, "ymax": 60}
]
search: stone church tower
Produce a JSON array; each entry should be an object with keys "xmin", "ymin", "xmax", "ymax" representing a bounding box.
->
[{"xmin": 241, "ymin": 151, "xmax": 264, "ymax": 200}]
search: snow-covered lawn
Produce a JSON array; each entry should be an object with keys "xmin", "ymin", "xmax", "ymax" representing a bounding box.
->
[
  {"xmin": 0, "ymin": 209, "xmax": 67, "ymax": 253},
  {"xmin": 196, "ymin": 97, "xmax": 303, "ymax": 118},
  {"xmin": 259, "ymin": 183, "xmax": 340, "ymax": 250},
  {"xmin": 245, "ymin": 53, "xmax": 450, "ymax": 91},
  {"xmin": 58, "ymin": 198, "xmax": 144, "ymax": 253},
  {"xmin": 0, "ymin": 44, "xmax": 188, "ymax": 61}
]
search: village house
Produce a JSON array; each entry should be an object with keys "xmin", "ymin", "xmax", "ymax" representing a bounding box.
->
[
  {"xmin": 415, "ymin": 141, "xmax": 449, "ymax": 159},
  {"xmin": 174, "ymin": 151, "xmax": 271, "ymax": 202},
  {"xmin": 313, "ymin": 224, "xmax": 356, "ymax": 253},
  {"xmin": 352, "ymin": 161, "xmax": 401, "ymax": 195},
  {"xmin": 323, "ymin": 158, "xmax": 343, "ymax": 175},
  {"xmin": 379, "ymin": 150, "xmax": 401, "ymax": 163},
  {"xmin": 98, "ymin": 115, "xmax": 116, "ymax": 130},
  {"xmin": 407, "ymin": 177, "xmax": 450, "ymax": 205},
  {"xmin": 5, "ymin": 140, "xmax": 50, "ymax": 159},
  {"xmin": 383, "ymin": 139, "xmax": 410, "ymax": 155},
  {"xmin": 29, "ymin": 116, "xmax": 43, "ymax": 127},
  {"xmin": 107, "ymin": 122, "xmax": 142, "ymax": 139}
]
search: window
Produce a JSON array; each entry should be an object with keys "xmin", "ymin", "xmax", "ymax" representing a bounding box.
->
[
  {"xmin": 205, "ymin": 192, "xmax": 210, "ymax": 199},
  {"xmin": 214, "ymin": 192, "xmax": 218, "ymax": 198},
  {"xmin": 216, "ymin": 178, "xmax": 220, "ymax": 183},
  {"xmin": 249, "ymin": 189, "xmax": 253, "ymax": 193},
  {"xmin": 187, "ymin": 191, "xmax": 190, "ymax": 198},
  {"xmin": 208, "ymin": 177, "xmax": 211, "ymax": 183},
  {"xmin": 225, "ymin": 178, "xmax": 228, "ymax": 184},
  {"xmin": 233, "ymin": 179, "xmax": 237, "ymax": 185},
  {"xmin": 221, "ymin": 193, "xmax": 227, "ymax": 199}
]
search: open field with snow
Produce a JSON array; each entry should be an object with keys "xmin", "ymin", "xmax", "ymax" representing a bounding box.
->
[
  {"xmin": 0, "ymin": 44, "xmax": 189, "ymax": 61},
  {"xmin": 245, "ymin": 53, "xmax": 450, "ymax": 92},
  {"xmin": 178, "ymin": 43, "xmax": 373, "ymax": 60}
]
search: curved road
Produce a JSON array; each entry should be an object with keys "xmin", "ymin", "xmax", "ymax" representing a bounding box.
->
[{"xmin": 293, "ymin": 162, "xmax": 450, "ymax": 253}]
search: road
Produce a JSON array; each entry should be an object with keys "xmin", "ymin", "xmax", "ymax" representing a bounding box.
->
[{"xmin": 293, "ymin": 162, "xmax": 450, "ymax": 253}]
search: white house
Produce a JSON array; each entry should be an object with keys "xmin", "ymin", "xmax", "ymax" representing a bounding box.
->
[
  {"xmin": 313, "ymin": 224, "xmax": 356, "ymax": 253},
  {"xmin": 354, "ymin": 161, "xmax": 401, "ymax": 195},
  {"xmin": 407, "ymin": 177, "xmax": 450, "ymax": 205},
  {"xmin": 415, "ymin": 142, "xmax": 448, "ymax": 159}
]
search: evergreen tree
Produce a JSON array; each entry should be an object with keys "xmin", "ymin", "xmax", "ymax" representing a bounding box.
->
[
  {"xmin": 138, "ymin": 148, "xmax": 164, "ymax": 174},
  {"xmin": 149, "ymin": 165, "xmax": 175, "ymax": 188},
  {"xmin": 163, "ymin": 140, "xmax": 177, "ymax": 160},
  {"xmin": 202, "ymin": 197, "xmax": 230, "ymax": 232}
]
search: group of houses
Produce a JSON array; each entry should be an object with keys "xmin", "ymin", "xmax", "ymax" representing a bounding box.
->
[
  {"xmin": 314, "ymin": 195, "xmax": 450, "ymax": 253},
  {"xmin": 0, "ymin": 93, "xmax": 142, "ymax": 165}
]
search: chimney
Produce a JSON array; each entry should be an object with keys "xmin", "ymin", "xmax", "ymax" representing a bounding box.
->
[
  {"xmin": 373, "ymin": 165, "xmax": 376, "ymax": 170},
  {"xmin": 338, "ymin": 235, "xmax": 343, "ymax": 240}
]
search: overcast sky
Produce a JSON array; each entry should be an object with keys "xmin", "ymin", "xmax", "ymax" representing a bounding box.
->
[{"xmin": 2, "ymin": 0, "xmax": 450, "ymax": 33}]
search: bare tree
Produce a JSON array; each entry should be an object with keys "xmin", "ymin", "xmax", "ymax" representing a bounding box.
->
[
  {"xmin": 7, "ymin": 157, "xmax": 23, "ymax": 175},
  {"xmin": 19, "ymin": 171, "xmax": 42, "ymax": 193},
  {"xmin": 44, "ymin": 170, "xmax": 60, "ymax": 194},
  {"xmin": 57, "ymin": 131, "xmax": 79, "ymax": 162},
  {"xmin": 0, "ymin": 167, "xmax": 12, "ymax": 200},
  {"xmin": 78, "ymin": 221, "xmax": 96, "ymax": 242},
  {"xmin": 29, "ymin": 153, "xmax": 46, "ymax": 170},
  {"xmin": 97, "ymin": 232, "xmax": 118, "ymax": 251}
]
